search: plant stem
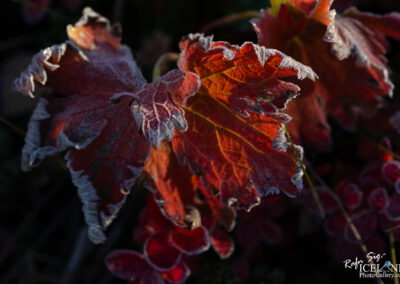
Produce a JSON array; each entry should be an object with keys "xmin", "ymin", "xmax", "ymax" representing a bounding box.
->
[
  {"xmin": 376, "ymin": 143, "xmax": 400, "ymax": 161},
  {"xmin": 284, "ymin": 126, "xmax": 383, "ymax": 283},
  {"xmin": 201, "ymin": 10, "xmax": 263, "ymax": 33},
  {"xmin": 0, "ymin": 116, "xmax": 25, "ymax": 137},
  {"xmin": 308, "ymin": 167, "xmax": 383, "ymax": 284},
  {"xmin": 283, "ymin": 125, "xmax": 325, "ymax": 218},
  {"xmin": 359, "ymin": 131, "xmax": 400, "ymax": 160},
  {"xmin": 152, "ymin": 52, "xmax": 179, "ymax": 82},
  {"xmin": 390, "ymin": 231, "xmax": 399, "ymax": 284}
]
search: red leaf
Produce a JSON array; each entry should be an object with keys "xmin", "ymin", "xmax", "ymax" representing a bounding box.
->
[
  {"xmin": 325, "ymin": 211, "xmax": 347, "ymax": 236},
  {"xmin": 211, "ymin": 227, "xmax": 234, "ymax": 259},
  {"xmin": 133, "ymin": 202, "xmax": 169, "ymax": 246},
  {"xmin": 382, "ymin": 161, "xmax": 400, "ymax": 185},
  {"xmin": 143, "ymin": 141, "xmax": 199, "ymax": 229},
  {"xmin": 380, "ymin": 137, "xmax": 393, "ymax": 162},
  {"xmin": 113, "ymin": 70, "xmax": 200, "ymax": 147},
  {"xmin": 344, "ymin": 210, "xmax": 377, "ymax": 243},
  {"xmin": 140, "ymin": 195, "xmax": 172, "ymax": 235},
  {"xmin": 380, "ymin": 216, "xmax": 400, "ymax": 241},
  {"xmin": 368, "ymin": 187, "xmax": 389, "ymax": 212},
  {"xmin": 144, "ymin": 233, "xmax": 182, "ymax": 271},
  {"xmin": 22, "ymin": 0, "xmax": 50, "ymax": 24},
  {"xmin": 340, "ymin": 183, "xmax": 363, "ymax": 210},
  {"xmin": 385, "ymin": 193, "xmax": 400, "ymax": 221},
  {"xmin": 161, "ymin": 262, "xmax": 191, "ymax": 284},
  {"xmin": 169, "ymin": 226, "xmax": 210, "ymax": 255},
  {"xmin": 252, "ymin": 1, "xmax": 400, "ymax": 147},
  {"xmin": 284, "ymin": 82, "xmax": 332, "ymax": 149},
  {"xmin": 303, "ymin": 186, "xmax": 338, "ymax": 215},
  {"xmin": 344, "ymin": 7, "xmax": 400, "ymax": 40},
  {"xmin": 175, "ymin": 34, "xmax": 316, "ymax": 210},
  {"xmin": 333, "ymin": 232, "xmax": 385, "ymax": 261},
  {"xmin": 14, "ymin": 8, "xmax": 152, "ymax": 243},
  {"xmin": 105, "ymin": 250, "xmax": 148, "ymax": 280},
  {"xmin": 360, "ymin": 166, "xmax": 382, "ymax": 183},
  {"xmin": 131, "ymin": 270, "xmax": 165, "ymax": 284},
  {"xmin": 194, "ymin": 177, "xmax": 237, "ymax": 231}
]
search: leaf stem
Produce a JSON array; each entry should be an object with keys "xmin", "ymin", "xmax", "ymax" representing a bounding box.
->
[
  {"xmin": 283, "ymin": 125, "xmax": 325, "ymax": 218},
  {"xmin": 390, "ymin": 231, "xmax": 399, "ymax": 284},
  {"xmin": 152, "ymin": 52, "xmax": 179, "ymax": 82},
  {"xmin": 201, "ymin": 10, "xmax": 263, "ymax": 33}
]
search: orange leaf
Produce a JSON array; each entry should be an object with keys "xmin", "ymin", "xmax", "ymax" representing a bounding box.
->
[
  {"xmin": 143, "ymin": 141, "xmax": 199, "ymax": 229},
  {"xmin": 252, "ymin": 1, "xmax": 400, "ymax": 148},
  {"xmin": 174, "ymin": 34, "xmax": 316, "ymax": 210}
]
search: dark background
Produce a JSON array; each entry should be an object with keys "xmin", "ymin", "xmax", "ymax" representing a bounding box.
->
[{"xmin": 0, "ymin": 0, "xmax": 399, "ymax": 283}]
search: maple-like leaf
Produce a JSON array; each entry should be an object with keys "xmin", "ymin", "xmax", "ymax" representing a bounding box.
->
[
  {"xmin": 143, "ymin": 141, "xmax": 198, "ymax": 229},
  {"xmin": 144, "ymin": 140, "xmax": 236, "ymax": 234},
  {"xmin": 112, "ymin": 70, "xmax": 200, "ymax": 148},
  {"xmin": 143, "ymin": 141, "xmax": 236, "ymax": 260},
  {"xmin": 251, "ymin": 0, "xmax": 400, "ymax": 148},
  {"xmin": 175, "ymin": 34, "xmax": 316, "ymax": 210},
  {"xmin": 341, "ymin": 8, "xmax": 400, "ymax": 42},
  {"xmin": 14, "ymin": 8, "xmax": 199, "ymax": 243}
]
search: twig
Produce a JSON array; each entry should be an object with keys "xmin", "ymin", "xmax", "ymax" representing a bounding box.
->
[
  {"xmin": 308, "ymin": 167, "xmax": 384, "ymax": 284},
  {"xmin": 0, "ymin": 116, "xmax": 25, "ymax": 137},
  {"xmin": 283, "ymin": 125, "xmax": 325, "ymax": 218},
  {"xmin": 285, "ymin": 128, "xmax": 382, "ymax": 283},
  {"xmin": 152, "ymin": 52, "xmax": 179, "ymax": 82},
  {"xmin": 385, "ymin": 223, "xmax": 400, "ymax": 233},
  {"xmin": 359, "ymin": 131, "xmax": 400, "ymax": 160},
  {"xmin": 200, "ymin": 10, "xmax": 263, "ymax": 33}
]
